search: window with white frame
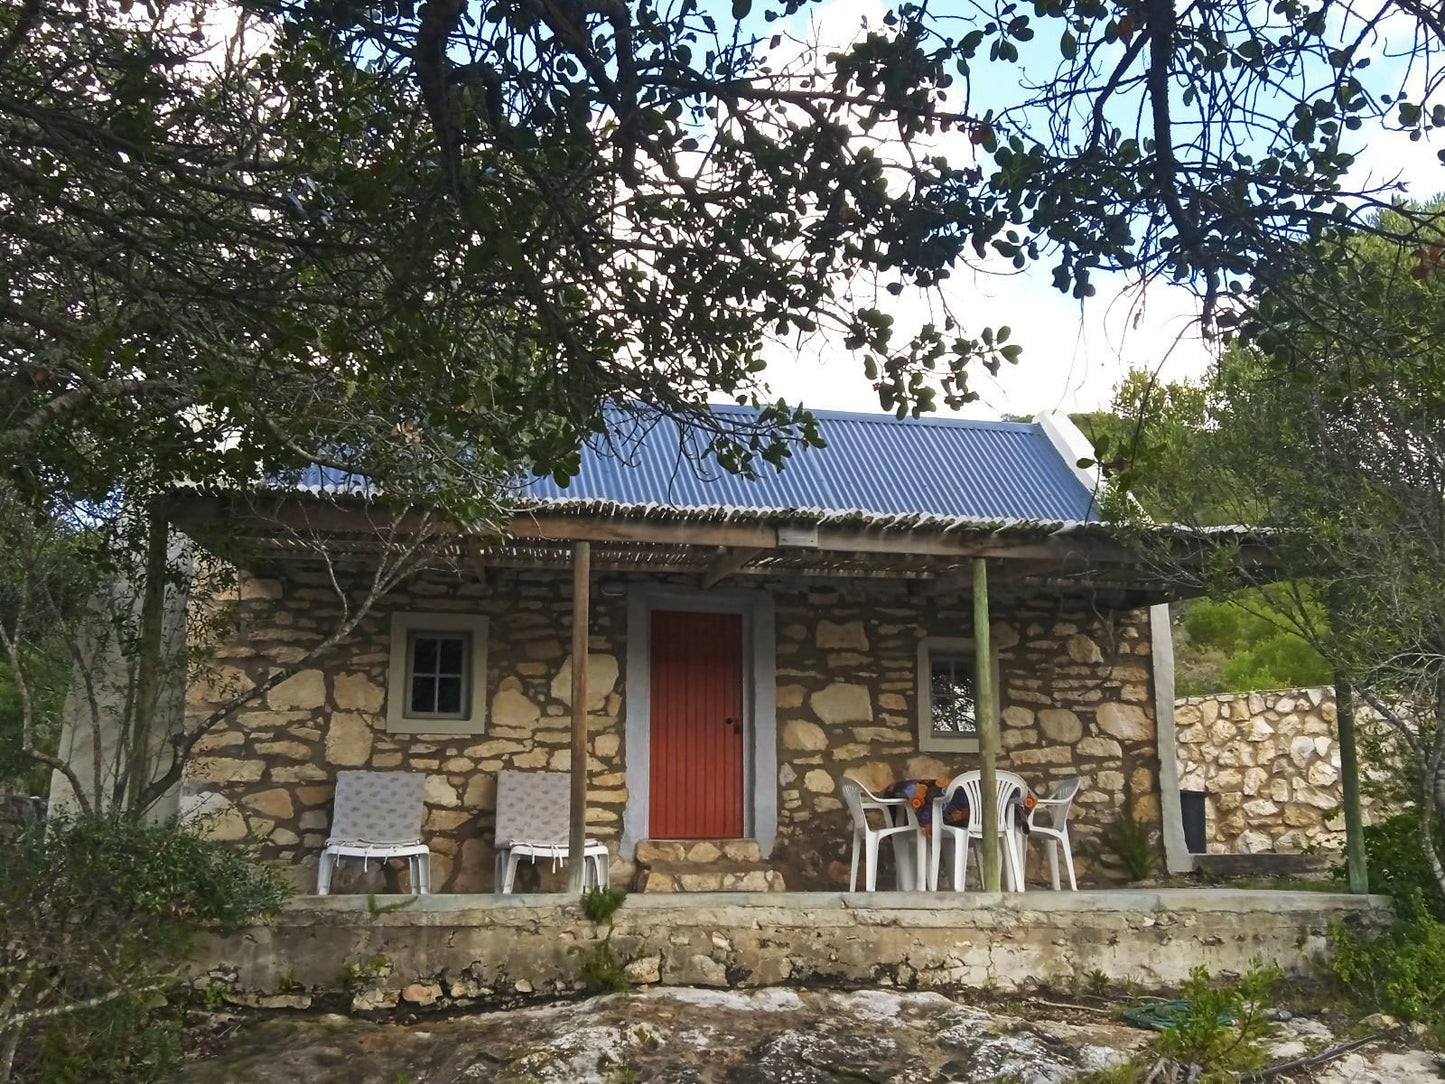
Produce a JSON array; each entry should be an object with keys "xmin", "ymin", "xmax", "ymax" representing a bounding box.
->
[
  {"xmin": 917, "ymin": 636, "xmax": 985, "ymax": 753},
  {"xmin": 386, "ymin": 612, "xmax": 489, "ymax": 734}
]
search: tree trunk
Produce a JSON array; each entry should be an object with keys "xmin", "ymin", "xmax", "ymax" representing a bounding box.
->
[{"xmin": 125, "ymin": 499, "xmax": 171, "ymax": 813}]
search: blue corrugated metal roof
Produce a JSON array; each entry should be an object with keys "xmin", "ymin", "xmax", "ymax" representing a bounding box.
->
[{"xmin": 514, "ymin": 405, "xmax": 1099, "ymax": 525}]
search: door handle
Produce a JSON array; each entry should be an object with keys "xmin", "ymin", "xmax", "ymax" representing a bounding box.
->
[{"xmin": 725, "ymin": 716, "xmax": 741, "ymax": 734}]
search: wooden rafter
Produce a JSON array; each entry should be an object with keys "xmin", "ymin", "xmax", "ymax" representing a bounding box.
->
[
  {"xmin": 464, "ymin": 540, "xmax": 490, "ymax": 587},
  {"xmin": 700, "ymin": 546, "xmax": 764, "ymax": 589}
]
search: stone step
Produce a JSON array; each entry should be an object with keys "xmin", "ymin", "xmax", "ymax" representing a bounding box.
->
[
  {"xmin": 635, "ymin": 862, "xmax": 787, "ymax": 893},
  {"xmin": 636, "ymin": 838, "xmax": 762, "ymax": 864}
]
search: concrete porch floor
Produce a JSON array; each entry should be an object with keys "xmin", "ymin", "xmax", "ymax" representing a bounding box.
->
[
  {"xmin": 194, "ymin": 889, "xmax": 1391, "ymax": 1010},
  {"xmin": 291, "ymin": 886, "xmax": 1386, "ymax": 913}
]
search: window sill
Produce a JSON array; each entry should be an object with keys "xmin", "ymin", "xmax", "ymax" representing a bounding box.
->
[
  {"xmin": 919, "ymin": 734, "xmax": 980, "ymax": 755},
  {"xmin": 384, "ymin": 716, "xmax": 488, "ymax": 737}
]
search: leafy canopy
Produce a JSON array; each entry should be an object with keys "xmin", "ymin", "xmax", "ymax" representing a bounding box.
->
[
  {"xmin": 0, "ymin": 813, "xmax": 290, "ymax": 1082},
  {"xmin": 1104, "ymin": 199, "xmax": 1445, "ymax": 895},
  {"xmin": 1076, "ymin": 373, "xmax": 1331, "ymax": 696},
  {"xmin": 4, "ymin": 0, "xmax": 1445, "ymax": 523}
]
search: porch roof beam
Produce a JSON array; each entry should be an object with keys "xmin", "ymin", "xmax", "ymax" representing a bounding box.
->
[
  {"xmin": 169, "ymin": 495, "xmax": 1275, "ymax": 596},
  {"xmin": 700, "ymin": 546, "xmax": 765, "ymax": 589},
  {"xmin": 511, "ymin": 512, "xmax": 1259, "ymax": 568}
]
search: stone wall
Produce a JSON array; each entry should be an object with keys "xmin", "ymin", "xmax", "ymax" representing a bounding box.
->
[
  {"xmin": 1175, "ymin": 687, "xmax": 1384, "ymax": 853},
  {"xmin": 183, "ymin": 567, "xmax": 632, "ymax": 893},
  {"xmin": 190, "ymin": 890, "xmax": 1391, "ymax": 1007},
  {"xmin": 770, "ymin": 585, "xmax": 1162, "ymax": 888},
  {"xmin": 182, "ymin": 566, "xmax": 1164, "ymax": 892}
]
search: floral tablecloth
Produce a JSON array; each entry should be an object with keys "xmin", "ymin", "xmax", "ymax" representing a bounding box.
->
[{"xmin": 885, "ymin": 778, "xmax": 1033, "ymax": 836}]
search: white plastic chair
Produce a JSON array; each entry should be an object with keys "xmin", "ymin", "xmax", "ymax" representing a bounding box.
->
[
  {"xmin": 493, "ymin": 770, "xmax": 609, "ymax": 893},
  {"xmin": 929, "ymin": 770, "xmax": 1027, "ymax": 892},
  {"xmin": 840, "ymin": 778, "xmax": 926, "ymax": 891},
  {"xmin": 1024, "ymin": 776, "xmax": 1083, "ymax": 890},
  {"xmin": 317, "ymin": 771, "xmax": 431, "ymax": 895}
]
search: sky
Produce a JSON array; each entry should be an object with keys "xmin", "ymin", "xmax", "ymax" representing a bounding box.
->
[{"xmin": 746, "ymin": 0, "xmax": 1445, "ymax": 422}]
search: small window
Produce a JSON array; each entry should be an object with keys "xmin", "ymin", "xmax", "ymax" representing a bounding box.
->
[
  {"xmin": 386, "ymin": 612, "xmax": 488, "ymax": 735},
  {"xmin": 917, "ymin": 636, "xmax": 988, "ymax": 753},
  {"xmin": 406, "ymin": 632, "xmax": 471, "ymax": 719},
  {"xmin": 928, "ymin": 652, "xmax": 978, "ymax": 739}
]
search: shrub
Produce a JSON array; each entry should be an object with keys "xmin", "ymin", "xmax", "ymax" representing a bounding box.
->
[
  {"xmin": 1152, "ymin": 964, "xmax": 1281, "ymax": 1082},
  {"xmin": 0, "ymin": 812, "xmax": 290, "ymax": 1083},
  {"xmin": 1098, "ymin": 809, "xmax": 1157, "ymax": 882},
  {"xmin": 581, "ymin": 886, "xmax": 628, "ymax": 924},
  {"xmin": 1329, "ymin": 902, "xmax": 1445, "ymax": 1042},
  {"xmin": 1331, "ymin": 811, "xmax": 1445, "ymax": 918},
  {"xmin": 573, "ymin": 886, "xmax": 629, "ymax": 995},
  {"xmin": 576, "ymin": 941, "xmax": 630, "ymax": 995},
  {"xmin": 1326, "ymin": 811, "xmax": 1445, "ymax": 1045}
]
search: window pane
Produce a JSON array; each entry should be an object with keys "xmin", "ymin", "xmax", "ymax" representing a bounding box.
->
[
  {"xmin": 410, "ymin": 675, "xmax": 436, "ymax": 715},
  {"xmin": 438, "ymin": 635, "xmax": 466, "ymax": 675},
  {"xmin": 404, "ymin": 629, "xmax": 472, "ymax": 718},
  {"xmin": 436, "ymin": 676, "xmax": 463, "ymax": 714},
  {"xmin": 931, "ymin": 655, "xmax": 977, "ymax": 736},
  {"xmin": 413, "ymin": 636, "xmax": 439, "ymax": 674}
]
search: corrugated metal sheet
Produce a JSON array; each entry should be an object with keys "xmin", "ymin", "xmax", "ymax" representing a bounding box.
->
[{"xmin": 513, "ymin": 405, "xmax": 1099, "ymax": 524}]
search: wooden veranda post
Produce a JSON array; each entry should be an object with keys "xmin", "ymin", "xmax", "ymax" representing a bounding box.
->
[
  {"xmin": 1335, "ymin": 671, "xmax": 1369, "ymax": 894},
  {"xmin": 567, "ymin": 541, "xmax": 592, "ymax": 892},
  {"xmin": 127, "ymin": 498, "xmax": 172, "ymax": 811},
  {"xmin": 973, "ymin": 558, "xmax": 1002, "ymax": 892}
]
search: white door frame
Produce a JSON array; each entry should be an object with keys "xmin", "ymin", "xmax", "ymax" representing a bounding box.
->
[{"xmin": 620, "ymin": 584, "xmax": 777, "ymax": 859}]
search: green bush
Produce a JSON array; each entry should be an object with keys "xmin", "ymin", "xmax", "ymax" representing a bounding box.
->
[
  {"xmin": 1097, "ymin": 809, "xmax": 1157, "ymax": 881},
  {"xmin": 1331, "ymin": 811, "xmax": 1445, "ymax": 918},
  {"xmin": 1325, "ymin": 810, "xmax": 1445, "ymax": 1044},
  {"xmin": 1329, "ymin": 903, "xmax": 1445, "ymax": 1042},
  {"xmin": 573, "ymin": 886, "xmax": 630, "ymax": 995},
  {"xmin": 0, "ymin": 654, "xmax": 66, "ymax": 796},
  {"xmin": 1173, "ymin": 595, "xmax": 1331, "ymax": 696},
  {"xmin": 0, "ymin": 812, "xmax": 290, "ymax": 1083},
  {"xmin": 580, "ymin": 886, "xmax": 627, "ymax": 924},
  {"xmin": 1153, "ymin": 964, "xmax": 1281, "ymax": 1082}
]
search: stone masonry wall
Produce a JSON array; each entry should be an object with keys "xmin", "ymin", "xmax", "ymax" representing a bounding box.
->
[
  {"xmin": 769, "ymin": 584, "xmax": 1161, "ymax": 888},
  {"xmin": 183, "ymin": 566, "xmax": 630, "ymax": 893},
  {"xmin": 182, "ymin": 567, "xmax": 1163, "ymax": 892},
  {"xmin": 1175, "ymin": 687, "xmax": 1384, "ymax": 854}
]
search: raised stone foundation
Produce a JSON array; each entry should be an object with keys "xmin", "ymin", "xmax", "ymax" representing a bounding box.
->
[{"xmin": 192, "ymin": 889, "xmax": 1389, "ymax": 1011}]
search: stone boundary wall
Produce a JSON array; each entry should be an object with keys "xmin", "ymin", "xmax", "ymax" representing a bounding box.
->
[
  {"xmin": 190, "ymin": 890, "xmax": 1390, "ymax": 1010},
  {"xmin": 1175, "ymin": 687, "xmax": 1385, "ymax": 854}
]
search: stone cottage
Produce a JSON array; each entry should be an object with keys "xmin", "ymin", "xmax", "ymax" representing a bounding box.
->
[{"xmin": 157, "ymin": 406, "xmax": 1245, "ymax": 893}]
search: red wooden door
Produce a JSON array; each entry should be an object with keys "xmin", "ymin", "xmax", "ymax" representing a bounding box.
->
[{"xmin": 649, "ymin": 610, "xmax": 745, "ymax": 838}]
